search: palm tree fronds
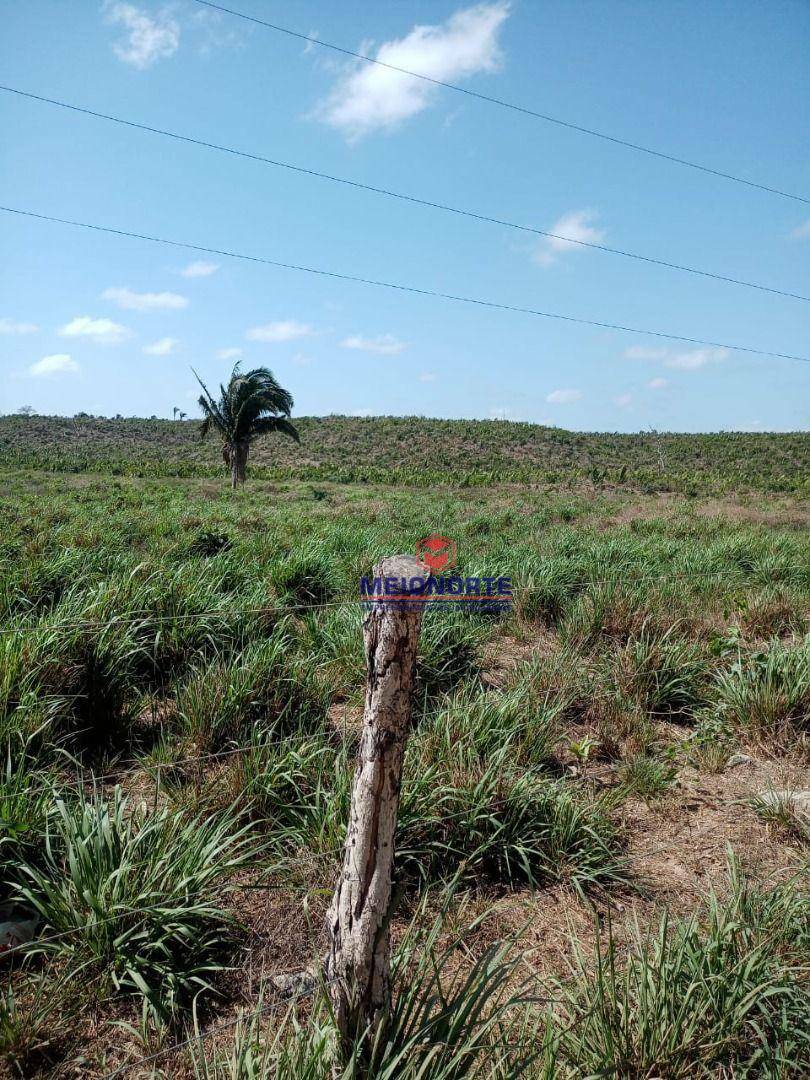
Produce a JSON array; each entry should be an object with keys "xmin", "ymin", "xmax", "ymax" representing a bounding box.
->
[
  {"xmin": 190, "ymin": 363, "xmax": 298, "ymax": 484},
  {"xmin": 251, "ymin": 416, "xmax": 300, "ymax": 443}
]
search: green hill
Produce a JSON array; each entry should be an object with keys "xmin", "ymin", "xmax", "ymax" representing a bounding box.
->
[{"xmin": 0, "ymin": 413, "xmax": 807, "ymax": 492}]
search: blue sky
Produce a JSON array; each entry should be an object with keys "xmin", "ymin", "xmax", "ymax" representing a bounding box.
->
[{"xmin": 1, "ymin": 0, "xmax": 808, "ymax": 432}]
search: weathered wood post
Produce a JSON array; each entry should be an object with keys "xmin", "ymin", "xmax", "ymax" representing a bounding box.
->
[{"xmin": 325, "ymin": 555, "xmax": 425, "ymax": 1061}]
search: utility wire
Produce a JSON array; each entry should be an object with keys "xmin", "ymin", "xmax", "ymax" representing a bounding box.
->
[
  {"xmin": 2, "ymin": 204, "xmax": 807, "ymax": 363},
  {"xmin": 190, "ymin": 0, "xmax": 809, "ymax": 206},
  {"xmin": 1, "ymin": 84, "xmax": 805, "ymax": 304}
]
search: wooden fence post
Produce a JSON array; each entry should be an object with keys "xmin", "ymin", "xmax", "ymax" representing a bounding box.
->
[{"xmin": 325, "ymin": 554, "xmax": 425, "ymax": 1062}]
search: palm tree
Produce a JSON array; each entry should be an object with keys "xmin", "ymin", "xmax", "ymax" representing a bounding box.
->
[{"xmin": 194, "ymin": 364, "xmax": 299, "ymax": 488}]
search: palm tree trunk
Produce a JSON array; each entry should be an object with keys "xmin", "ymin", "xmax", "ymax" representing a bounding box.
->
[{"xmin": 236, "ymin": 441, "xmax": 249, "ymax": 485}]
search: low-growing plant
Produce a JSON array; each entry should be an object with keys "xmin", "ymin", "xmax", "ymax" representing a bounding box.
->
[
  {"xmin": 14, "ymin": 788, "xmax": 261, "ymax": 1019},
  {"xmin": 173, "ymin": 632, "xmax": 328, "ymax": 750},
  {"xmin": 191, "ymin": 896, "xmax": 538, "ymax": 1079},
  {"xmin": 607, "ymin": 620, "xmax": 710, "ymax": 719},
  {"xmin": 618, "ymin": 753, "xmax": 677, "ymax": 801},
  {"xmin": 398, "ymin": 744, "xmax": 623, "ymax": 890},
  {"xmin": 714, "ymin": 639, "xmax": 809, "ymax": 746},
  {"xmin": 416, "ymin": 612, "xmax": 485, "ymax": 697},
  {"xmin": 552, "ymin": 858, "xmax": 810, "ymax": 1077},
  {"xmin": 749, "ymin": 787, "xmax": 810, "ymax": 843},
  {"xmin": 686, "ymin": 710, "xmax": 737, "ymax": 772}
]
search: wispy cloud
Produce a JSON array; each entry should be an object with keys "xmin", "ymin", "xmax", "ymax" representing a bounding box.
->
[
  {"xmin": 0, "ymin": 317, "xmax": 38, "ymax": 335},
  {"xmin": 624, "ymin": 345, "xmax": 669, "ymax": 361},
  {"xmin": 489, "ymin": 406, "xmax": 522, "ymax": 420},
  {"xmin": 789, "ymin": 219, "xmax": 810, "ymax": 240},
  {"xmin": 315, "ymin": 3, "xmax": 510, "ymax": 139},
  {"xmin": 648, "ymin": 377, "xmax": 668, "ymax": 390},
  {"xmin": 216, "ymin": 347, "xmax": 243, "ymax": 361},
  {"xmin": 291, "ymin": 353, "xmax": 313, "ymax": 366},
  {"xmin": 102, "ymin": 287, "xmax": 188, "ymax": 311},
  {"xmin": 104, "ymin": 3, "xmax": 180, "ymax": 69},
  {"xmin": 340, "ymin": 334, "xmax": 407, "ymax": 355},
  {"xmin": 664, "ymin": 347, "xmax": 729, "ymax": 370},
  {"xmin": 179, "ymin": 260, "xmax": 219, "ymax": 278},
  {"xmin": 29, "ymin": 353, "xmax": 79, "ymax": 377},
  {"xmin": 546, "ymin": 388, "xmax": 582, "ymax": 404},
  {"xmin": 143, "ymin": 336, "xmax": 178, "ymax": 356},
  {"xmin": 625, "ymin": 345, "xmax": 728, "ymax": 371},
  {"xmin": 418, "ymin": 372, "xmax": 437, "ymax": 382},
  {"xmin": 58, "ymin": 316, "xmax": 129, "ymax": 344},
  {"xmin": 534, "ymin": 210, "xmax": 605, "ymax": 266},
  {"xmin": 613, "ymin": 393, "xmax": 633, "ymax": 408},
  {"xmin": 246, "ymin": 321, "xmax": 314, "ymax": 343}
]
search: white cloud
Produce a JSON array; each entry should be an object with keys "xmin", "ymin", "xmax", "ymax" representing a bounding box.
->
[
  {"xmin": 351, "ymin": 408, "xmax": 374, "ymax": 417},
  {"xmin": 143, "ymin": 336, "xmax": 178, "ymax": 356},
  {"xmin": 315, "ymin": 3, "xmax": 510, "ymax": 139},
  {"xmin": 340, "ymin": 333, "xmax": 407, "ymax": 355},
  {"xmin": 0, "ymin": 318, "xmax": 38, "ymax": 335},
  {"xmin": 789, "ymin": 219, "xmax": 810, "ymax": 240},
  {"xmin": 102, "ymin": 287, "xmax": 188, "ymax": 311},
  {"xmin": 648, "ymin": 377, "xmax": 668, "ymax": 390},
  {"xmin": 246, "ymin": 320, "xmax": 314, "ymax": 343},
  {"xmin": 546, "ymin": 388, "xmax": 582, "ymax": 404},
  {"xmin": 179, "ymin": 260, "xmax": 219, "ymax": 278},
  {"xmin": 58, "ymin": 316, "xmax": 129, "ymax": 344},
  {"xmin": 534, "ymin": 209, "xmax": 605, "ymax": 265},
  {"xmin": 613, "ymin": 393, "xmax": 633, "ymax": 408},
  {"xmin": 418, "ymin": 372, "xmax": 437, "ymax": 382},
  {"xmin": 216, "ymin": 347, "xmax": 243, "ymax": 361},
  {"xmin": 29, "ymin": 353, "xmax": 79, "ymax": 377},
  {"xmin": 489, "ymin": 406, "xmax": 522, "ymax": 420},
  {"xmin": 292, "ymin": 353, "xmax": 313, "ymax": 366},
  {"xmin": 664, "ymin": 347, "xmax": 729, "ymax": 370},
  {"xmin": 105, "ymin": 3, "xmax": 180, "ymax": 69},
  {"xmin": 624, "ymin": 345, "xmax": 669, "ymax": 361}
]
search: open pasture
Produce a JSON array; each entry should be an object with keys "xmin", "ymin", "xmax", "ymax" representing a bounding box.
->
[{"xmin": 0, "ymin": 458, "xmax": 808, "ymax": 1077}]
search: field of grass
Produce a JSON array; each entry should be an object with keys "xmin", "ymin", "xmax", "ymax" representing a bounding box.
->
[{"xmin": 0, "ymin": 420, "xmax": 808, "ymax": 1077}]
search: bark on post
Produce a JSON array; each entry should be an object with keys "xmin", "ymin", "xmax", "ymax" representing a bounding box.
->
[{"xmin": 325, "ymin": 555, "xmax": 425, "ymax": 1062}]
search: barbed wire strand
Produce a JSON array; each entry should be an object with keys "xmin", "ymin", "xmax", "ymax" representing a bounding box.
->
[{"xmin": 0, "ymin": 561, "xmax": 805, "ymax": 638}]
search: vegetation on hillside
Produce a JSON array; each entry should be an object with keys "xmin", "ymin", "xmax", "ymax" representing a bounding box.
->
[{"xmin": 1, "ymin": 413, "xmax": 807, "ymax": 492}]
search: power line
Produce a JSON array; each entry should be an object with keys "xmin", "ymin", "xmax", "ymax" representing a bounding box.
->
[
  {"xmin": 190, "ymin": 0, "xmax": 809, "ymax": 206},
  {"xmin": 1, "ymin": 85, "xmax": 805, "ymax": 304},
  {"xmin": 2, "ymin": 204, "xmax": 807, "ymax": 363}
]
